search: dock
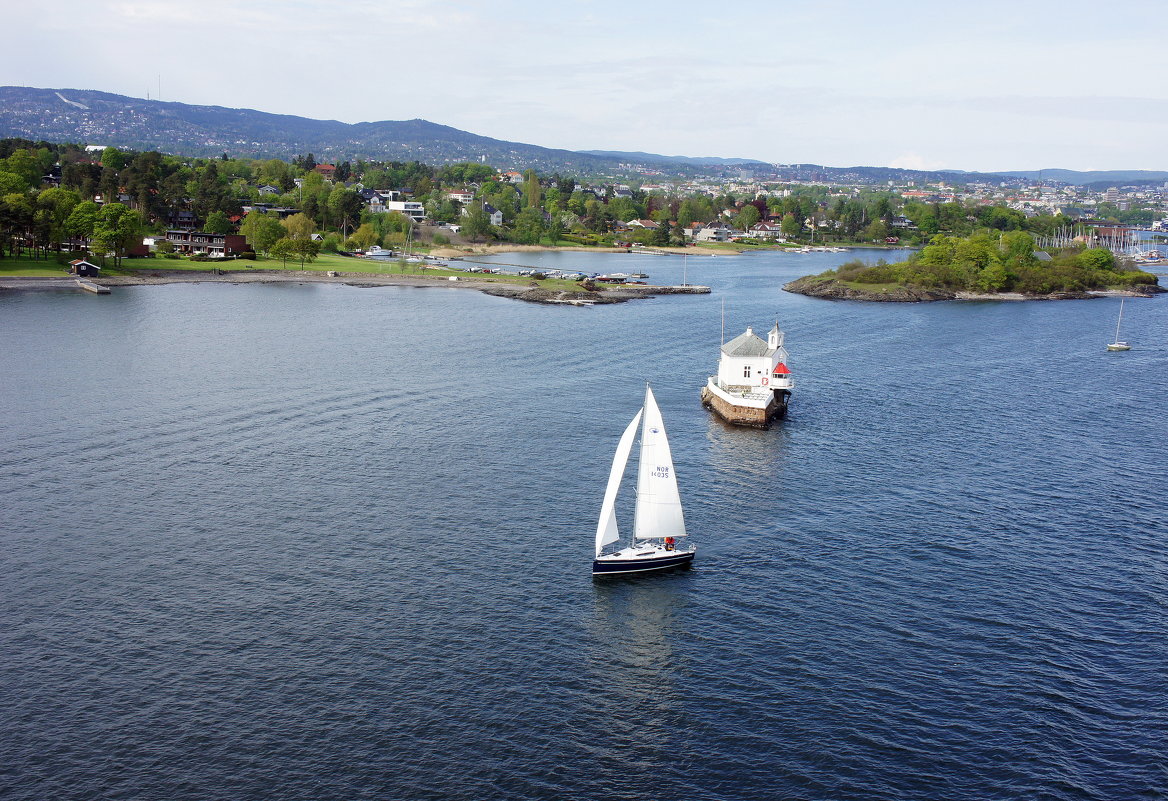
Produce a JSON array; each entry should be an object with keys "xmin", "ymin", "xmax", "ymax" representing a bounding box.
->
[
  {"xmin": 75, "ymin": 278, "xmax": 111, "ymax": 294},
  {"xmin": 621, "ymin": 284, "xmax": 711, "ymax": 296}
]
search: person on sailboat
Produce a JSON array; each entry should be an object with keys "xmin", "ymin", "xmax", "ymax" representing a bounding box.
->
[{"xmin": 664, "ymin": 537, "xmax": 675, "ymax": 551}]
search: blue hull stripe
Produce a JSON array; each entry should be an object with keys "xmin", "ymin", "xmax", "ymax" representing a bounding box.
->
[{"xmin": 592, "ymin": 552, "xmax": 695, "ymax": 575}]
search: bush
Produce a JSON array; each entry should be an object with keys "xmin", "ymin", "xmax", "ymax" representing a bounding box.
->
[
  {"xmin": 1119, "ymin": 269, "xmax": 1157, "ymax": 285},
  {"xmin": 432, "ymin": 232, "xmax": 450, "ymax": 246}
]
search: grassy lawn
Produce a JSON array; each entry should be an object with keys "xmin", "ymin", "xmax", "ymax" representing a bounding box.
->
[
  {"xmin": 0, "ymin": 255, "xmax": 75, "ymax": 276},
  {"xmin": 694, "ymin": 242, "xmax": 750, "ymax": 252},
  {"xmin": 1, "ymin": 251, "xmax": 623, "ymax": 294},
  {"xmin": 3, "ymin": 251, "xmax": 590, "ymax": 293}
]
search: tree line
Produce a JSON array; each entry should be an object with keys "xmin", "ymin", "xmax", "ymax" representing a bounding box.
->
[{"xmin": 2, "ymin": 136, "xmax": 1155, "ymax": 265}]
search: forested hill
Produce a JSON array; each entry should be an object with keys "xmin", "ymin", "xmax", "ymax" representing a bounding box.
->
[
  {"xmin": 996, "ymin": 168, "xmax": 1168, "ymax": 187},
  {"xmin": 0, "ymin": 86, "xmax": 1125, "ymax": 187},
  {"xmin": 0, "ymin": 86, "xmax": 648, "ymax": 174}
]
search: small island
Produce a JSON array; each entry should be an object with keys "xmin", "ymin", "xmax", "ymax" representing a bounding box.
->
[{"xmin": 784, "ymin": 231, "xmax": 1163, "ymax": 301}]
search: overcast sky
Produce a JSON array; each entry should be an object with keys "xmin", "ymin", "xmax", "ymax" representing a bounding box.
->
[{"xmin": 6, "ymin": 0, "xmax": 1166, "ymax": 172}]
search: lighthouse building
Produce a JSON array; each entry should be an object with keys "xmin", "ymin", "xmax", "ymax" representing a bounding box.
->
[{"xmin": 700, "ymin": 323, "xmax": 793, "ymax": 427}]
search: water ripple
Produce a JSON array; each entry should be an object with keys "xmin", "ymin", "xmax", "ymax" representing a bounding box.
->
[{"xmin": 1, "ymin": 269, "xmax": 1166, "ymax": 800}]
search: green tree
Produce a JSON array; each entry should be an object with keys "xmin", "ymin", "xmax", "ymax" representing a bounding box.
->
[
  {"xmin": 735, "ymin": 204, "xmax": 761, "ymax": 231},
  {"xmin": 204, "ymin": 210, "xmax": 232, "ymax": 234},
  {"xmin": 861, "ymin": 219, "xmax": 889, "ymax": 242},
  {"xmin": 239, "ymin": 211, "xmax": 285, "ymax": 254},
  {"xmin": 283, "ymin": 212, "xmax": 316, "ymax": 240},
  {"xmin": 0, "ymin": 192, "xmax": 34, "ymax": 257},
  {"xmin": 257, "ymin": 159, "xmax": 295, "ymax": 192},
  {"xmin": 652, "ymin": 220, "xmax": 672, "ymax": 246},
  {"xmin": 999, "ymin": 230, "xmax": 1037, "ymax": 270},
  {"xmin": 327, "ymin": 186, "xmax": 363, "ymax": 236},
  {"xmin": 289, "ymin": 238, "xmax": 321, "ymax": 267},
  {"xmin": 65, "ymin": 200, "xmax": 100, "ymax": 251},
  {"xmin": 100, "ymin": 147, "xmax": 126, "ymax": 171},
  {"xmin": 545, "ymin": 213, "xmax": 565, "ymax": 245},
  {"xmin": 92, "ymin": 203, "xmax": 141, "ymax": 267},
  {"xmin": 511, "ymin": 206, "xmax": 545, "ymax": 244},
  {"xmin": 462, "ymin": 206, "xmax": 493, "ymax": 242},
  {"xmin": 35, "ymin": 187, "xmax": 80, "ymax": 252},
  {"xmin": 349, "ymin": 223, "xmax": 380, "ymax": 251},
  {"xmin": 4, "ymin": 149, "xmax": 42, "ymax": 187},
  {"xmin": 780, "ymin": 212, "xmax": 801, "ymax": 239},
  {"xmin": 523, "ymin": 169, "xmax": 541, "ymax": 208},
  {"xmin": 1077, "ymin": 247, "xmax": 1115, "ymax": 271},
  {"xmin": 0, "ymin": 171, "xmax": 27, "ymax": 195},
  {"xmin": 567, "ymin": 191, "xmax": 588, "ymax": 216},
  {"xmin": 269, "ymin": 237, "xmax": 295, "ymax": 268}
]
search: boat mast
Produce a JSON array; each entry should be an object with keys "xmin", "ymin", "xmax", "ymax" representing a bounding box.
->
[
  {"xmin": 1115, "ymin": 297, "xmax": 1125, "ymax": 343},
  {"xmin": 631, "ymin": 383, "xmax": 649, "ymax": 547}
]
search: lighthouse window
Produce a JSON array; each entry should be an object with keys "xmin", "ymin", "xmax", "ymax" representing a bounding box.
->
[{"xmin": 743, "ymin": 366, "xmax": 751, "ymax": 378}]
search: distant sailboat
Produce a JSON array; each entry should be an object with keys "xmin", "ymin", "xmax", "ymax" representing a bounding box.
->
[
  {"xmin": 1107, "ymin": 298, "xmax": 1132, "ymax": 351},
  {"xmin": 593, "ymin": 385, "xmax": 695, "ymax": 576}
]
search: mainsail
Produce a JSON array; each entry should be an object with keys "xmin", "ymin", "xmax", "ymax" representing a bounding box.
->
[
  {"xmin": 633, "ymin": 386, "xmax": 686, "ymax": 540},
  {"xmin": 595, "ymin": 409, "xmax": 643, "ymax": 557}
]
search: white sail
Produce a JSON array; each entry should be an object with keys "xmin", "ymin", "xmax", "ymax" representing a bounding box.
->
[
  {"xmin": 595, "ymin": 409, "xmax": 643, "ymax": 556},
  {"xmin": 633, "ymin": 386, "xmax": 686, "ymax": 540}
]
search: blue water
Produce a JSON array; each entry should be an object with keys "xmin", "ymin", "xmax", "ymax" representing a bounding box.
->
[{"xmin": 2, "ymin": 250, "xmax": 1166, "ymax": 800}]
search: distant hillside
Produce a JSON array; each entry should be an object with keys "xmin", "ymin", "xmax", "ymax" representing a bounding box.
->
[
  {"xmin": 2, "ymin": 85, "xmax": 1143, "ymax": 187},
  {"xmin": 0, "ymin": 86, "xmax": 760, "ymax": 177},
  {"xmin": 577, "ymin": 150, "xmax": 769, "ymax": 167},
  {"xmin": 998, "ymin": 169, "xmax": 1168, "ymax": 186}
]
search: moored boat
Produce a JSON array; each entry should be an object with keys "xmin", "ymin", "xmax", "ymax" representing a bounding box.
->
[{"xmin": 1107, "ymin": 297, "xmax": 1132, "ymax": 351}]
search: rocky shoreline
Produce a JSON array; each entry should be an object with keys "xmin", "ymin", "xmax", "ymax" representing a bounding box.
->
[
  {"xmin": 0, "ymin": 268, "xmax": 710, "ymax": 305},
  {"xmin": 783, "ymin": 275, "xmax": 1166, "ymax": 302}
]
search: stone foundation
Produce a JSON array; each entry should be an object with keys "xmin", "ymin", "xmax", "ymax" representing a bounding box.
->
[{"xmin": 701, "ymin": 386, "xmax": 789, "ymax": 428}]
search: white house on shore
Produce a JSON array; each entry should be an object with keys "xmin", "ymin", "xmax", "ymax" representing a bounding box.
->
[{"xmin": 700, "ymin": 323, "xmax": 794, "ymax": 427}]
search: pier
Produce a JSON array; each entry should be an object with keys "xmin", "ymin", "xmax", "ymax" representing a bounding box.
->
[{"xmin": 76, "ymin": 278, "xmax": 111, "ymax": 294}]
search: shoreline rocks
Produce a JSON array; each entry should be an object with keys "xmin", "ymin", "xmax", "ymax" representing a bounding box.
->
[
  {"xmin": 1, "ymin": 268, "xmax": 710, "ymax": 306},
  {"xmin": 783, "ymin": 275, "xmax": 1166, "ymax": 303}
]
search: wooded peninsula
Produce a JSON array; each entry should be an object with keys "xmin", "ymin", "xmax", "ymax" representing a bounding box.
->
[{"xmin": 785, "ymin": 231, "xmax": 1162, "ymax": 301}]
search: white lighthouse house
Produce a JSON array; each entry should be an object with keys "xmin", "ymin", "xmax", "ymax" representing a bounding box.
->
[{"xmin": 701, "ymin": 323, "xmax": 793, "ymax": 427}]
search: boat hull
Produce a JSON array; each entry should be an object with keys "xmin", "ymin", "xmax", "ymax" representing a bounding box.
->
[{"xmin": 592, "ymin": 549, "xmax": 695, "ymax": 576}]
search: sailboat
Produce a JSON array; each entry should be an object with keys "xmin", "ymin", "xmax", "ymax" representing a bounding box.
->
[
  {"xmin": 593, "ymin": 385, "xmax": 695, "ymax": 576},
  {"xmin": 1107, "ymin": 298, "xmax": 1132, "ymax": 351}
]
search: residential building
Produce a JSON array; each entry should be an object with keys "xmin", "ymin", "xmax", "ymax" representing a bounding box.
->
[
  {"xmin": 160, "ymin": 230, "xmax": 250, "ymax": 257},
  {"xmin": 482, "ymin": 203, "xmax": 503, "ymax": 226}
]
